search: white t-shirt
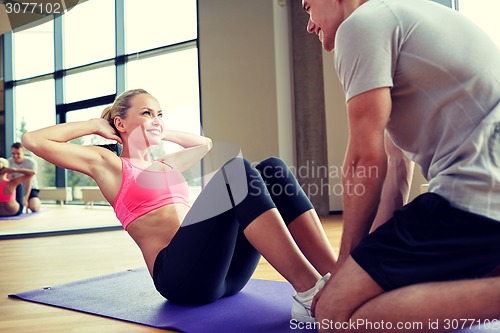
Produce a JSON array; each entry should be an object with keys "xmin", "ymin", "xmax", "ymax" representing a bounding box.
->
[
  {"xmin": 8, "ymin": 156, "xmax": 39, "ymax": 190},
  {"xmin": 335, "ymin": 0, "xmax": 500, "ymax": 221}
]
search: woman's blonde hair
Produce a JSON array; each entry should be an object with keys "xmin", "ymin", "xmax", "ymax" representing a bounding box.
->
[
  {"xmin": 0, "ymin": 158, "xmax": 9, "ymax": 169},
  {"xmin": 101, "ymin": 89, "xmax": 150, "ymax": 135}
]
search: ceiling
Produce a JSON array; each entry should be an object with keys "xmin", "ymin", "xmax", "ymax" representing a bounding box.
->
[{"xmin": 0, "ymin": 0, "xmax": 85, "ymax": 36}]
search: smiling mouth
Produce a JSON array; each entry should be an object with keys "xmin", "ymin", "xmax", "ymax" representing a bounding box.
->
[{"xmin": 147, "ymin": 129, "xmax": 162, "ymax": 135}]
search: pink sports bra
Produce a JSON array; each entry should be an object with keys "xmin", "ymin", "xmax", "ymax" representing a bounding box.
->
[
  {"xmin": 112, "ymin": 158, "xmax": 190, "ymax": 230},
  {"xmin": 0, "ymin": 179, "xmax": 15, "ymax": 203}
]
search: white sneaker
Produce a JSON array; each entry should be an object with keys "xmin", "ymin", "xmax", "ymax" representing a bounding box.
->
[{"xmin": 291, "ymin": 273, "xmax": 331, "ymax": 323}]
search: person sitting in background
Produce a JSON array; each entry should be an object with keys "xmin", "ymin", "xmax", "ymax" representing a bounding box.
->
[
  {"xmin": 9, "ymin": 142, "xmax": 42, "ymax": 213},
  {"xmin": 0, "ymin": 158, "xmax": 35, "ymax": 217}
]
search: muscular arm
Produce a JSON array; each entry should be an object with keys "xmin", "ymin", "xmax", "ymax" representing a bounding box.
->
[
  {"xmin": 23, "ymin": 178, "xmax": 32, "ymax": 206},
  {"xmin": 336, "ymin": 87, "xmax": 392, "ymax": 270},
  {"xmin": 22, "ymin": 159, "xmax": 37, "ymax": 205}
]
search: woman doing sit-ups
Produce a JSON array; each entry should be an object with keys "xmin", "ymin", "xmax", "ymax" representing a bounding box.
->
[
  {"xmin": 22, "ymin": 89, "xmax": 336, "ymax": 323},
  {"xmin": 0, "ymin": 158, "xmax": 34, "ymax": 217}
]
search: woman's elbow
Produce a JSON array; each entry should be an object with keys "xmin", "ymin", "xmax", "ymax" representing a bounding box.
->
[{"xmin": 21, "ymin": 132, "xmax": 38, "ymax": 152}]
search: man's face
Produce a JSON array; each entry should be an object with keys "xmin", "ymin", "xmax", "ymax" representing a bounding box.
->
[
  {"xmin": 11, "ymin": 148, "xmax": 25, "ymax": 164},
  {"xmin": 302, "ymin": 0, "xmax": 340, "ymax": 52}
]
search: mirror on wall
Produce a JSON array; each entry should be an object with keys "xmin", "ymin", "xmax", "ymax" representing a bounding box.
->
[
  {"xmin": 0, "ymin": 79, "xmax": 4, "ymax": 158},
  {"xmin": 1, "ymin": 38, "xmax": 4, "ymax": 157},
  {"xmin": 0, "ymin": 0, "xmax": 200, "ymax": 236}
]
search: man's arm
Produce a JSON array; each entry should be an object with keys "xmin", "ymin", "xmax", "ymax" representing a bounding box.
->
[
  {"xmin": 335, "ymin": 87, "xmax": 392, "ymax": 271},
  {"xmin": 23, "ymin": 179, "xmax": 32, "ymax": 207},
  {"xmin": 23, "ymin": 158, "xmax": 37, "ymax": 206}
]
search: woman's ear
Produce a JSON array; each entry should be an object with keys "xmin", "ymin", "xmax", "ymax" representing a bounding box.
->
[{"xmin": 114, "ymin": 117, "xmax": 126, "ymax": 133}]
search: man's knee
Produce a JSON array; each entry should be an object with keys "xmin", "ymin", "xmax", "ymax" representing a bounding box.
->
[
  {"xmin": 29, "ymin": 197, "xmax": 41, "ymax": 212},
  {"xmin": 314, "ymin": 257, "xmax": 384, "ymax": 332},
  {"xmin": 315, "ymin": 290, "xmax": 351, "ymax": 332}
]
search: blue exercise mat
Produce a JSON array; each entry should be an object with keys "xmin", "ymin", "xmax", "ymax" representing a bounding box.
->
[
  {"xmin": 9, "ymin": 267, "xmax": 495, "ymax": 333},
  {"xmin": 0, "ymin": 211, "xmax": 38, "ymax": 220},
  {"xmin": 9, "ymin": 267, "xmax": 317, "ymax": 333}
]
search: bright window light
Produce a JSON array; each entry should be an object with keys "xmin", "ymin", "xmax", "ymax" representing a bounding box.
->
[{"xmin": 458, "ymin": 0, "xmax": 500, "ymax": 47}]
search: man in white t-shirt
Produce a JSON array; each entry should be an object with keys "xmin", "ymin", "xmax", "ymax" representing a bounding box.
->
[
  {"xmin": 300, "ymin": 0, "xmax": 500, "ymax": 330},
  {"xmin": 9, "ymin": 142, "xmax": 42, "ymax": 212}
]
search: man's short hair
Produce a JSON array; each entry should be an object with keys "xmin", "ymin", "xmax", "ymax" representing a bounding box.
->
[{"xmin": 11, "ymin": 142, "xmax": 23, "ymax": 150}]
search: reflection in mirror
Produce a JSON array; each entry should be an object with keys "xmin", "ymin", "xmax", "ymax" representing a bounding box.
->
[{"xmin": 2, "ymin": 0, "xmax": 200, "ymax": 237}]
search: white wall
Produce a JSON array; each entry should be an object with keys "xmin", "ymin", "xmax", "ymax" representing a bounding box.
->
[
  {"xmin": 198, "ymin": 0, "xmax": 291, "ymax": 164},
  {"xmin": 322, "ymin": 51, "xmax": 348, "ymax": 211}
]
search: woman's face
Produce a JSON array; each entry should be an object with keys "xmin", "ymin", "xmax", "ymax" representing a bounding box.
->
[{"xmin": 119, "ymin": 93, "xmax": 164, "ymax": 148}]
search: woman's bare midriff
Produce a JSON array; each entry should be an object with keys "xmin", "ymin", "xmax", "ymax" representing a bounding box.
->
[{"xmin": 125, "ymin": 203, "xmax": 191, "ymax": 277}]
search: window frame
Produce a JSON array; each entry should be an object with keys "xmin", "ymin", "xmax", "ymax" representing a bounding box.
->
[{"xmin": 1, "ymin": 0, "xmax": 200, "ymax": 199}]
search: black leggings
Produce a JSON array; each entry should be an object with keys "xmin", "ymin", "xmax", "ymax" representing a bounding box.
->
[{"xmin": 153, "ymin": 157, "xmax": 313, "ymax": 305}]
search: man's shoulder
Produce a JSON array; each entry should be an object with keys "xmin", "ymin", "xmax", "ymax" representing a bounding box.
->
[
  {"xmin": 25, "ymin": 156, "xmax": 37, "ymax": 165},
  {"xmin": 338, "ymin": 0, "xmax": 397, "ymax": 40}
]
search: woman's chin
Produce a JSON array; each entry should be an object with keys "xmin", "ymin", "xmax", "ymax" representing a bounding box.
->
[{"xmin": 146, "ymin": 136, "xmax": 162, "ymax": 146}]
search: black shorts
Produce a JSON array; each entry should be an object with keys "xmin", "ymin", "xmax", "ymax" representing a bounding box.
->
[
  {"xmin": 29, "ymin": 189, "xmax": 39, "ymax": 199},
  {"xmin": 352, "ymin": 193, "xmax": 500, "ymax": 291}
]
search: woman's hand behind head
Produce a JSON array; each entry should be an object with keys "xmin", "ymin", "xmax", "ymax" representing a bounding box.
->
[{"xmin": 92, "ymin": 118, "xmax": 123, "ymax": 144}]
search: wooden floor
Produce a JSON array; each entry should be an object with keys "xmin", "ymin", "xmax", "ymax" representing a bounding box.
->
[{"xmin": 0, "ymin": 205, "xmax": 343, "ymax": 333}]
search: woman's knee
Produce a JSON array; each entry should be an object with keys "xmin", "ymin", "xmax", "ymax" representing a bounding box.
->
[
  {"xmin": 221, "ymin": 157, "xmax": 257, "ymax": 179},
  {"xmin": 223, "ymin": 156, "xmax": 289, "ymax": 179},
  {"xmin": 255, "ymin": 156, "xmax": 285, "ymax": 171},
  {"xmin": 255, "ymin": 157, "xmax": 290, "ymax": 181}
]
